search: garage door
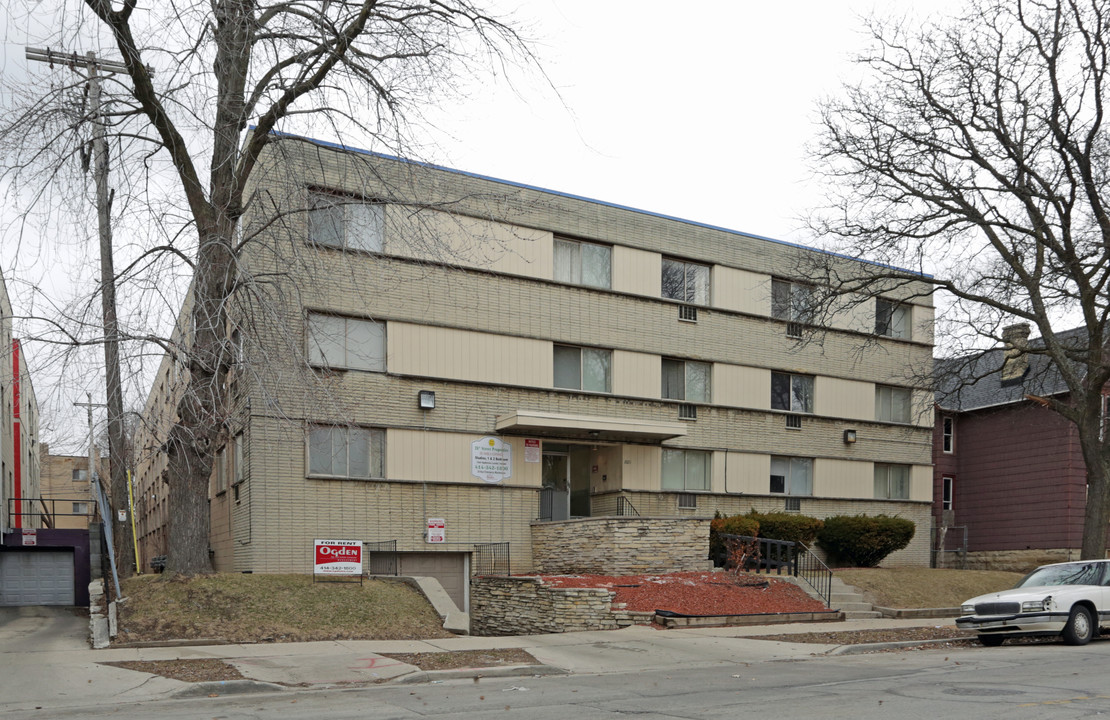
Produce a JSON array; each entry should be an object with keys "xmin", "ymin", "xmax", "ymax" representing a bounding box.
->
[
  {"xmin": 399, "ymin": 552, "xmax": 468, "ymax": 611},
  {"xmin": 0, "ymin": 550, "xmax": 75, "ymax": 606}
]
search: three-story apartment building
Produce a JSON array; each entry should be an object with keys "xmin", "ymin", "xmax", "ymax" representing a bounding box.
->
[{"xmin": 134, "ymin": 134, "xmax": 935, "ymax": 604}]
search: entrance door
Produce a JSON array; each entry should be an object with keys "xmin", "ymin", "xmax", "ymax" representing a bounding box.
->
[
  {"xmin": 542, "ymin": 444, "xmax": 592, "ymax": 520},
  {"xmin": 542, "ymin": 450, "xmax": 569, "ymax": 521}
]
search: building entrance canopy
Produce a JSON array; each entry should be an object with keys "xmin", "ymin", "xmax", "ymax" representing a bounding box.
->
[{"xmin": 495, "ymin": 410, "xmax": 687, "ymax": 444}]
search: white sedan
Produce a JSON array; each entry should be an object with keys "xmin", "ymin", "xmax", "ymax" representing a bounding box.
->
[{"xmin": 957, "ymin": 559, "xmax": 1110, "ymax": 646}]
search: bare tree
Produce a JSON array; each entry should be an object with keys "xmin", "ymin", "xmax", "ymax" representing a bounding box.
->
[
  {"xmin": 1, "ymin": 0, "xmax": 539, "ymax": 575},
  {"xmin": 811, "ymin": 0, "xmax": 1110, "ymax": 557}
]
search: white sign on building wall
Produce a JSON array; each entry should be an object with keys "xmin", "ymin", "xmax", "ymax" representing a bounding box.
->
[
  {"xmin": 427, "ymin": 518, "xmax": 446, "ymax": 544},
  {"xmin": 471, "ymin": 436, "xmax": 512, "ymax": 483}
]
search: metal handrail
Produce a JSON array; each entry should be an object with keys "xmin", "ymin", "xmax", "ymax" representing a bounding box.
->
[
  {"xmin": 615, "ymin": 495, "xmax": 640, "ymax": 517},
  {"xmin": 794, "ymin": 542, "xmax": 833, "ymax": 608}
]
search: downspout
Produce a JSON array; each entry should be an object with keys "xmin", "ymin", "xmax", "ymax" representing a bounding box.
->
[{"xmin": 12, "ymin": 339, "xmax": 21, "ymax": 529}]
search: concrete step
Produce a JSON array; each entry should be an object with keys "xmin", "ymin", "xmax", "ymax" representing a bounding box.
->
[
  {"xmin": 834, "ymin": 601, "xmax": 877, "ymax": 612},
  {"xmin": 830, "ymin": 591, "xmax": 867, "ymax": 602},
  {"xmin": 842, "ymin": 610, "xmax": 883, "ymax": 620}
]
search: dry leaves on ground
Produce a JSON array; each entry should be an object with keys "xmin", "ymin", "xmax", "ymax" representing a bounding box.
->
[
  {"xmin": 101, "ymin": 659, "xmax": 244, "ymax": 683},
  {"xmin": 379, "ymin": 649, "xmax": 538, "ymax": 671}
]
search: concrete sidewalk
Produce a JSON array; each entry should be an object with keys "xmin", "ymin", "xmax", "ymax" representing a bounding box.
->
[{"xmin": 0, "ymin": 612, "xmax": 963, "ymax": 713}]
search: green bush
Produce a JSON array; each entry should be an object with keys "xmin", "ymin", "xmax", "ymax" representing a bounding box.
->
[
  {"xmin": 816, "ymin": 514, "xmax": 916, "ymax": 567},
  {"xmin": 709, "ymin": 513, "xmax": 760, "ymax": 565},
  {"xmin": 746, "ymin": 510, "xmax": 823, "ymax": 545}
]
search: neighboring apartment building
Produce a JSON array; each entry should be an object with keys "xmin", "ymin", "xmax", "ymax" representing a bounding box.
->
[
  {"xmin": 38, "ymin": 444, "xmax": 94, "ymax": 530},
  {"xmin": 134, "ymin": 135, "xmax": 936, "ymax": 601},
  {"xmin": 0, "ymin": 274, "xmax": 41, "ymax": 534},
  {"xmin": 933, "ymin": 324, "xmax": 1104, "ymax": 570}
]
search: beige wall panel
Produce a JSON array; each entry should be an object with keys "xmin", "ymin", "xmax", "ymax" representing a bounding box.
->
[
  {"xmin": 835, "ymin": 294, "xmax": 875, "ymax": 334},
  {"xmin": 389, "ymin": 322, "xmax": 550, "ymax": 387},
  {"xmin": 724, "ymin": 452, "xmax": 770, "ymax": 495},
  {"xmin": 612, "ymin": 350, "xmax": 659, "ymax": 398},
  {"xmin": 912, "ymin": 389, "xmax": 933, "ymax": 427},
  {"xmin": 590, "ymin": 446, "xmax": 623, "ymax": 494},
  {"xmin": 612, "ymin": 245, "xmax": 660, "ymax": 297},
  {"xmin": 913, "ymin": 305, "xmax": 935, "ymax": 344},
  {"xmin": 911, "ymin": 464, "xmax": 932, "ymax": 502},
  {"xmin": 714, "ymin": 364, "xmax": 770, "ymax": 410},
  {"xmin": 384, "ymin": 206, "xmax": 552, "ymax": 278},
  {"xmin": 814, "ymin": 377, "xmax": 873, "ymax": 421},
  {"xmin": 714, "ymin": 266, "xmax": 770, "ymax": 316},
  {"xmin": 619, "ymin": 445, "xmax": 661, "ymax": 491},
  {"xmin": 387, "ymin": 430, "xmax": 541, "ymax": 487},
  {"xmin": 815, "ymin": 458, "xmax": 870, "ymax": 498}
]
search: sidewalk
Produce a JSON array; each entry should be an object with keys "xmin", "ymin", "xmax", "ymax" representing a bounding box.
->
[{"xmin": 0, "ymin": 611, "xmax": 963, "ymax": 713}]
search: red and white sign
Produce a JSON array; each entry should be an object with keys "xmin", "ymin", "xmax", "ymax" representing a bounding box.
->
[
  {"xmin": 21, "ymin": 529, "xmax": 36, "ymax": 547},
  {"xmin": 524, "ymin": 438, "xmax": 541, "ymax": 463},
  {"xmin": 313, "ymin": 539, "xmax": 362, "ymax": 576},
  {"xmin": 426, "ymin": 518, "xmax": 446, "ymax": 544}
]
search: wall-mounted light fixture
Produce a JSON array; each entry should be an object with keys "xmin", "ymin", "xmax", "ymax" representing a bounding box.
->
[
  {"xmin": 843, "ymin": 429, "xmax": 858, "ymax": 444},
  {"xmin": 418, "ymin": 390, "xmax": 436, "ymax": 410}
]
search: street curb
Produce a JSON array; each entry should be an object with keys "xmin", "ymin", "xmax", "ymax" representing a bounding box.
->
[
  {"xmin": 393, "ymin": 664, "xmax": 568, "ymax": 684},
  {"xmin": 171, "ymin": 679, "xmax": 287, "ymax": 698},
  {"xmin": 873, "ymin": 607, "xmax": 961, "ymax": 619},
  {"xmin": 826, "ymin": 637, "xmax": 973, "ymax": 655}
]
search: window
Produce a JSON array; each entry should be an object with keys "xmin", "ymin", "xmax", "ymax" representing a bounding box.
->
[
  {"xmin": 553, "ymin": 345, "xmax": 611, "ymax": 392},
  {"xmin": 942, "ymin": 476, "xmax": 954, "ymax": 511},
  {"xmin": 308, "ymin": 426, "xmax": 385, "ymax": 479},
  {"xmin": 876, "ymin": 385, "xmax": 912, "ymax": 423},
  {"xmin": 874, "ymin": 463, "xmax": 910, "ymax": 499},
  {"xmin": 308, "ymin": 313, "xmax": 385, "ymax": 371},
  {"xmin": 876, "ymin": 299, "xmax": 909, "ymax": 339},
  {"xmin": 71, "ymin": 502, "xmax": 89, "ymax": 515},
  {"xmin": 771, "ymin": 279, "xmax": 814, "ymax": 328},
  {"xmin": 307, "ymin": 191, "xmax": 384, "ymax": 252},
  {"xmin": 214, "ymin": 448, "xmax": 227, "ymax": 493},
  {"xmin": 661, "ymin": 258, "xmax": 710, "ymax": 305},
  {"xmin": 770, "ymin": 456, "xmax": 813, "ymax": 495},
  {"xmin": 661, "ymin": 359, "xmax": 711, "ymax": 403},
  {"xmin": 662, "ymin": 449, "xmax": 710, "ymax": 491},
  {"xmin": 771, "ymin": 372, "xmax": 814, "ymax": 413},
  {"xmin": 232, "ymin": 433, "xmax": 244, "ymax": 485},
  {"xmin": 942, "ymin": 416, "xmax": 954, "ymax": 453},
  {"xmin": 71, "ymin": 468, "xmax": 88, "ymax": 482},
  {"xmin": 554, "ymin": 237, "xmax": 611, "ymax": 289}
]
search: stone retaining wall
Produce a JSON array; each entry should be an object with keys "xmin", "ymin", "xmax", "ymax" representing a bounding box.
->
[
  {"xmin": 531, "ymin": 516, "xmax": 711, "ymax": 575},
  {"xmin": 946, "ymin": 548, "xmax": 1081, "ymax": 573},
  {"xmin": 470, "ymin": 576, "xmax": 655, "ymax": 636}
]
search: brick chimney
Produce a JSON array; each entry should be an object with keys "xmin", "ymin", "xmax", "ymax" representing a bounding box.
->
[{"xmin": 1001, "ymin": 323, "xmax": 1031, "ymax": 383}]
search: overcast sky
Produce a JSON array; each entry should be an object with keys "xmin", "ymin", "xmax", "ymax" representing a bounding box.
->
[{"xmin": 1, "ymin": 0, "xmax": 960, "ymax": 451}]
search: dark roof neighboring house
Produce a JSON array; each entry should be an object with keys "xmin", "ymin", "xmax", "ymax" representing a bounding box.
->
[{"xmin": 935, "ymin": 324, "xmax": 1089, "ymax": 412}]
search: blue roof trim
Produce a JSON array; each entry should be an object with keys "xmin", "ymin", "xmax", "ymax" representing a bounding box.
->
[{"xmin": 258, "ymin": 127, "xmax": 932, "ymax": 279}]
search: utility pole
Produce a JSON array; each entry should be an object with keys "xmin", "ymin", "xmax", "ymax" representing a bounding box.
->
[{"xmin": 27, "ymin": 47, "xmax": 134, "ymax": 577}]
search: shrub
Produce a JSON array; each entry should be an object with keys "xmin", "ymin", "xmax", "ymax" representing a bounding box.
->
[
  {"xmin": 709, "ymin": 513, "xmax": 760, "ymax": 565},
  {"xmin": 816, "ymin": 514, "xmax": 916, "ymax": 567},
  {"xmin": 746, "ymin": 510, "xmax": 823, "ymax": 545}
]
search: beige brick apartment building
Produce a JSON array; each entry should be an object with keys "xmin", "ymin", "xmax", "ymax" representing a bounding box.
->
[{"xmin": 134, "ymin": 135, "xmax": 935, "ymax": 603}]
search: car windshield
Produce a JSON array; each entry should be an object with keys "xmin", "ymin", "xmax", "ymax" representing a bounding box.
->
[{"xmin": 1016, "ymin": 562, "xmax": 1107, "ymax": 588}]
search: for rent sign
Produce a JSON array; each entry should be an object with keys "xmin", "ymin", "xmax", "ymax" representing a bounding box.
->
[{"xmin": 313, "ymin": 539, "xmax": 363, "ymax": 576}]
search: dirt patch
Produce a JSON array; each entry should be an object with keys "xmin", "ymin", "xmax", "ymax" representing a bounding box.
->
[
  {"xmin": 101, "ymin": 659, "xmax": 244, "ymax": 683},
  {"xmin": 750, "ymin": 625, "xmax": 975, "ymax": 645},
  {"xmin": 115, "ymin": 574, "xmax": 452, "ymax": 645},
  {"xmin": 834, "ymin": 568, "xmax": 1023, "ymax": 608},
  {"xmin": 380, "ymin": 649, "xmax": 538, "ymax": 671}
]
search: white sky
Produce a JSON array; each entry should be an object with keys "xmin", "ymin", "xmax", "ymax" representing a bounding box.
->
[{"xmin": 2, "ymin": 0, "xmax": 961, "ymax": 451}]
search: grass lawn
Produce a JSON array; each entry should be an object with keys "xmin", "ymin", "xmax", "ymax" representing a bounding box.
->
[
  {"xmin": 115, "ymin": 574, "xmax": 453, "ymax": 644},
  {"xmin": 835, "ymin": 567, "xmax": 1024, "ymax": 608}
]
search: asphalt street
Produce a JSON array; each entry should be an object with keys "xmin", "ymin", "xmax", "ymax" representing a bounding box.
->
[{"xmin": 5, "ymin": 624, "xmax": 1110, "ymax": 719}]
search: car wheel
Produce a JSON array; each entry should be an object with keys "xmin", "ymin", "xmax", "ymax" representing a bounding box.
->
[
  {"xmin": 1063, "ymin": 605, "xmax": 1094, "ymax": 646},
  {"xmin": 978, "ymin": 635, "xmax": 1005, "ymax": 647}
]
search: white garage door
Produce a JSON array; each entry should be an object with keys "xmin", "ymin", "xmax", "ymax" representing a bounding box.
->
[
  {"xmin": 399, "ymin": 552, "xmax": 468, "ymax": 611},
  {"xmin": 0, "ymin": 551, "xmax": 75, "ymax": 606}
]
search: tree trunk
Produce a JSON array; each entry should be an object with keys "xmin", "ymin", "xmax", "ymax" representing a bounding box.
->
[{"xmin": 1079, "ymin": 428, "xmax": 1110, "ymax": 560}]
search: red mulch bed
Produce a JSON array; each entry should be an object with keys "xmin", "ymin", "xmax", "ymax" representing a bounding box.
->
[{"xmin": 535, "ymin": 571, "xmax": 827, "ymax": 616}]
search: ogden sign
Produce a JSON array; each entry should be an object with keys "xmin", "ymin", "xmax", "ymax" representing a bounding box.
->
[{"xmin": 313, "ymin": 539, "xmax": 363, "ymax": 576}]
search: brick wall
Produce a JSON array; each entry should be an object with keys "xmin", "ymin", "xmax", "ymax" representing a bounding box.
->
[
  {"xmin": 530, "ymin": 516, "xmax": 711, "ymax": 575},
  {"xmin": 470, "ymin": 576, "xmax": 653, "ymax": 636}
]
